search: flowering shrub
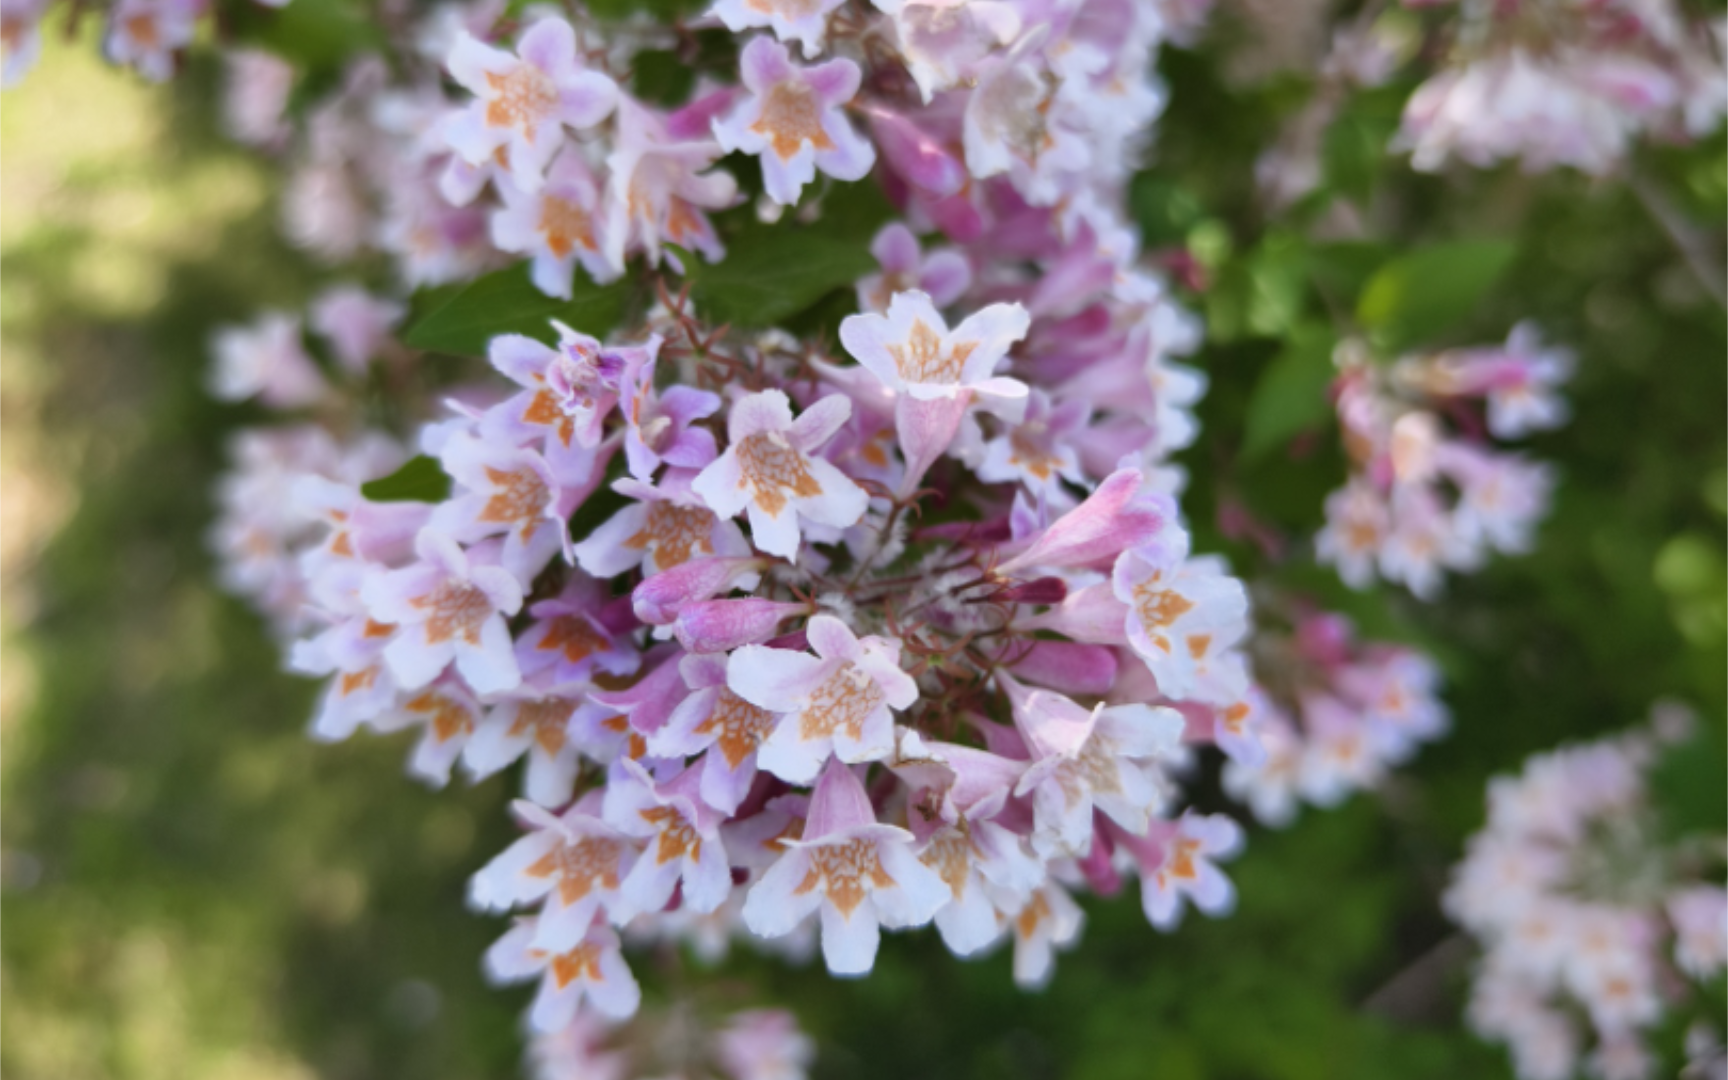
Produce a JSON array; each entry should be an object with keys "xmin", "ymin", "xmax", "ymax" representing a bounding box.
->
[{"xmin": 5, "ymin": 0, "xmax": 1724, "ymax": 1078}]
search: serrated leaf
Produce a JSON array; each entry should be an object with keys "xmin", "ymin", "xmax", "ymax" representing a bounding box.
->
[
  {"xmin": 686, "ymin": 228, "xmax": 874, "ymax": 328},
  {"xmin": 360, "ymin": 455, "xmax": 452, "ymax": 503},
  {"xmin": 403, "ymin": 263, "xmax": 631, "ymax": 357},
  {"xmin": 1241, "ymin": 323, "xmax": 1338, "ymax": 460},
  {"xmin": 1356, "ymin": 240, "xmax": 1517, "ymax": 352}
]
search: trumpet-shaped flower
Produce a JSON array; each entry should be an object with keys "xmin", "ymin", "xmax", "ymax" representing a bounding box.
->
[
  {"xmin": 649, "ymin": 653, "xmax": 784, "ymax": 813},
  {"xmin": 691, "ymin": 390, "xmax": 867, "ymax": 562},
  {"xmin": 712, "ymin": 36, "xmax": 874, "ymax": 205},
  {"xmin": 742, "ymin": 758, "xmax": 948, "ymax": 975},
  {"xmin": 485, "ymin": 915, "xmax": 641, "ymax": 1028},
  {"xmin": 362, "ymin": 530, "xmax": 523, "ymax": 693},
  {"xmin": 470, "ymin": 797, "xmax": 638, "ymax": 948},
  {"xmin": 602, "ymin": 759, "xmax": 733, "ymax": 919},
  {"xmin": 1116, "ymin": 811, "xmax": 1243, "ymax": 930},
  {"xmin": 729, "ymin": 614, "xmax": 916, "ymax": 783},
  {"xmin": 443, "ymin": 17, "xmax": 618, "ymax": 193}
]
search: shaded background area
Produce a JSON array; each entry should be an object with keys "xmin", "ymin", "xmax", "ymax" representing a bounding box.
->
[{"xmin": 3, "ymin": 16, "xmax": 1724, "ymax": 1080}]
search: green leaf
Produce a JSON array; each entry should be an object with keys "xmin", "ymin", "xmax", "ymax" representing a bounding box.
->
[
  {"xmin": 1241, "ymin": 323, "xmax": 1338, "ymax": 460},
  {"xmin": 402, "ymin": 263, "xmax": 631, "ymax": 357},
  {"xmin": 684, "ymin": 228, "xmax": 874, "ymax": 328},
  {"xmin": 1355, "ymin": 240, "xmax": 1517, "ymax": 352},
  {"xmin": 1650, "ymin": 721, "xmax": 1728, "ymax": 838},
  {"xmin": 228, "ymin": 0, "xmax": 381, "ymax": 72},
  {"xmin": 360, "ymin": 456, "xmax": 451, "ymax": 503}
]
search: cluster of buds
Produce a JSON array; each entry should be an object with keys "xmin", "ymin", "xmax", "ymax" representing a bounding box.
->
[
  {"xmin": 1316, "ymin": 324, "xmax": 1572, "ymax": 598},
  {"xmin": 1394, "ymin": 0, "xmax": 1725, "ymax": 175},
  {"xmin": 1448, "ymin": 713, "xmax": 1727, "ymax": 1080},
  {"xmin": 1222, "ymin": 606, "xmax": 1446, "ymax": 827}
]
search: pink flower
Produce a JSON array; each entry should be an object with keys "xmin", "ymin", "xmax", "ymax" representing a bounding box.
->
[
  {"xmin": 576, "ymin": 469, "xmax": 754, "ymax": 579},
  {"xmin": 470, "ymin": 797, "xmax": 639, "ymax": 947},
  {"xmin": 741, "ymin": 758, "xmax": 948, "ymax": 975},
  {"xmin": 1001, "ymin": 467, "xmax": 1178, "ymax": 574},
  {"xmin": 483, "ymin": 323, "xmax": 631, "ymax": 458},
  {"xmin": 429, "ymin": 432, "xmax": 576, "ymax": 584},
  {"xmin": 712, "ymin": 37, "xmax": 875, "ymax": 205},
  {"xmin": 361, "ymin": 529, "xmax": 523, "ymax": 693},
  {"xmin": 601, "ymin": 759, "xmax": 734, "ymax": 918},
  {"xmin": 618, "ymin": 341, "xmax": 720, "ymax": 480},
  {"xmin": 1002, "ymin": 882, "xmax": 1085, "ymax": 989},
  {"xmin": 708, "ymin": 0, "xmax": 846, "ymax": 59},
  {"xmin": 1115, "ymin": 811, "xmax": 1243, "ymax": 930},
  {"xmin": 975, "ymin": 390, "xmax": 1090, "ymax": 502},
  {"xmin": 309, "ymin": 285, "xmax": 403, "ymax": 375},
  {"xmin": 443, "ymin": 17, "xmax": 619, "ymax": 193},
  {"xmin": 674, "ymin": 597, "xmax": 809, "ymax": 655},
  {"xmin": 1111, "ymin": 542, "xmax": 1250, "ymax": 702},
  {"xmin": 999, "ymin": 672, "xmax": 1185, "ymax": 856},
  {"xmin": 603, "ymin": 96, "xmax": 739, "ymax": 271},
  {"xmin": 105, "ymin": 0, "xmax": 201, "ymax": 83},
  {"xmin": 691, "ymin": 390, "xmax": 868, "ymax": 562},
  {"xmin": 462, "ymin": 681, "xmax": 592, "ymax": 806},
  {"xmin": 729, "ymin": 614, "xmax": 917, "ymax": 783},
  {"xmin": 856, "ymin": 224, "xmax": 972, "ymax": 314},
  {"xmin": 513, "ymin": 575, "xmax": 641, "ymax": 686},
  {"xmin": 485, "ymin": 914, "xmax": 641, "ymax": 1028},
  {"xmin": 714, "ymin": 1009, "xmax": 816, "ymax": 1080},
  {"xmin": 490, "ymin": 147, "xmax": 620, "ymax": 297},
  {"xmin": 209, "ymin": 313, "xmax": 329, "ymax": 409},
  {"xmin": 648, "ymin": 653, "xmax": 785, "ymax": 813},
  {"xmin": 840, "ymin": 290, "xmax": 1028, "ymax": 406},
  {"xmin": 2, "ymin": 0, "xmax": 48, "ymax": 88}
]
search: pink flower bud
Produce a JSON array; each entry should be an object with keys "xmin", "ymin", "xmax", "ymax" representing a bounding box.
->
[
  {"xmin": 993, "ymin": 577, "xmax": 1067, "ymax": 604},
  {"xmin": 865, "ymin": 106, "xmax": 965, "ymax": 197},
  {"xmin": 673, "ymin": 598, "xmax": 807, "ymax": 654},
  {"xmin": 998, "ymin": 469, "xmax": 1178, "ymax": 574},
  {"xmin": 1005, "ymin": 640, "xmax": 1118, "ymax": 697},
  {"xmin": 631, "ymin": 556, "xmax": 762, "ymax": 625}
]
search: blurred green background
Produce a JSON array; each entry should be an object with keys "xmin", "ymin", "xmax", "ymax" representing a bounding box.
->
[{"xmin": 3, "ymin": 13, "xmax": 1724, "ymax": 1080}]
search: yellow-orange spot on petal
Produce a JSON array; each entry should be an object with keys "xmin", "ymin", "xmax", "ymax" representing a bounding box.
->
[
  {"xmin": 538, "ymin": 615, "xmax": 610, "ymax": 664},
  {"xmin": 526, "ymin": 834, "xmax": 625, "ymax": 907},
  {"xmin": 886, "ymin": 319, "xmax": 974, "ymax": 385},
  {"xmin": 338, "ymin": 668, "xmax": 377, "ymax": 696},
  {"xmin": 510, "ymin": 698, "xmax": 574, "ymax": 756},
  {"xmin": 1186, "ymin": 634, "xmax": 1212, "ymax": 659},
  {"xmin": 363, "ymin": 619, "xmax": 395, "ymax": 639},
  {"xmin": 549, "ymin": 943, "xmax": 604, "ymax": 988},
  {"xmin": 539, "ymin": 194, "xmax": 597, "ymax": 259},
  {"xmin": 694, "ymin": 688, "xmax": 778, "ymax": 769},
  {"xmin": 600, "ymin": 713, "xmax": 629, "ymax": 733},
  {"xmin": 123, "ymin": 12, "xmax": 160, "ymax": 48},
  {"xmin": 479, "ymin": 465, "xmax": 551, "ymax": 541},
  {"xmin": 1131, "ymin": 581, "xmax": 1194, "ymax": 632},
  {"xmin": 640, "ymin": 805, "xmax": 702, "ymax": 865},
  {"xmin": 796, "ymin": 837, "xmax": 893, "ymax": 917},
  {"xmin": 735, "ymin": 431, "xmax": 823, "ymax": 518},
  {"xmin": 330, "ymin": 530, "xmax": 355, "ymax": 557},
  {"xmin": 919, "ymin": 832, "xmax": 971, "ymax": 899},
  {"xmin": 624, "ymin": 501, "xmax": 716, "ymax": 569},
  {"xmin": 1052, "ymin": 735, "xmax": 1122, "ymax": 809},
  {"xmin": 1156, "ymin": 837, "xmax": 1201, "ymax": 889},
  {"xmin": 1014, "ymin": 890, "xmax": 1052, "ymax": 939},
  {"xmin": 414, "ymin": 580, "xmax": 494, "ymax": 645},
  {"xmin": 798, "ymin": 661, "xmax": 884, "ymax": 743},
  {"xmin": 751, "ymin": 80, "xmax": 835, "ymax": 160},
  {"xmin": 1007, "ymin": 429, "xmax": 1058, "ymax": 480},
  {"xmin": 627, "ymin": 732, "xmax": 647, "ymax": 759},
  {"xmin": 484, "ymin": 64, "xmax": 557, "ymax": 135},
  {"xmin": 405, "ymin": 690, "xmax": 476, "ymax": 743},
  {"xmin": 1221, "ymin": 701, "xmax": 1250, "ymax": 734}
]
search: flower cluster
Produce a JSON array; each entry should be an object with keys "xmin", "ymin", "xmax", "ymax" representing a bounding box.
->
[
  {"xmin": 1222, "ymin": 606, "xmax": 1447, "ymax": 827},
  {"xmin": 1394, "ymin": 0, "xmax": 1726, "ymax": 175},
  {"xmin": 1448, "ymin": 714, "xmax": 1727, "ymax": 1080},
  {"xmin": 1316, "ymin": 324, "xmax": 1571, "ymax": 598},
  {"xmin": 181, "ymin": 0, "xmax": 1314, "ymax": 1064}
]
